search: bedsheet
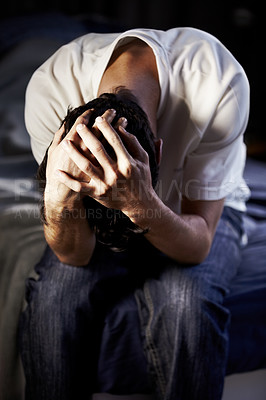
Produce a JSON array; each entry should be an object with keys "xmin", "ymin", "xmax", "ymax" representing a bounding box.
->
[{"xmin": 0, "ymin": 13, "xmax": 266, "ymax": 400}]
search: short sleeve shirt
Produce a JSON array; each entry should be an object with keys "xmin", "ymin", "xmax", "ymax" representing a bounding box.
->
[{"xmin": 25, "ymin": 27, "xmax": 250, "ymax": 213}]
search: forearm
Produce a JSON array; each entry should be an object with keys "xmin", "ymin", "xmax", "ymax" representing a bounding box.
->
[
  {"xmin": 126, "ymin": 194, "xmax": 212, "ymax": 264},
  {"xmin": 44, "ymin": 193, "xmax": 96, "ymax": 266}
]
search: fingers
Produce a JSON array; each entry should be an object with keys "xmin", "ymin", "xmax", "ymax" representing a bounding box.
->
[
  {"xmin": 50, "ymin": 109, "xmax": 94, "ymax": 156},
  {"xmin": 65, "ymin": 108, "xmax": 93, "ymax": 141},
  {"xmin": 50, "ymin": 123, "xmax": 65, "ymax": 150},
  {"xmin": 94, "ymin": 115, "xmax": 130, "ymax": 161},
  {"xmin": 55, "ymin": 169, "xmax": 92, "ymax": 194},
  {"xmin": 75, "ymin": 123, "xmax": 114, "ymax": 170},
  {"xmin": 91, "ymin": 108, "xmax": 118, "ymax": 139},
  {"xmin": 55, "ymin": 107, "xmax": 148, "ymax": 187},
  {"xmin": 95, "ymin": 115, "xmax": 148, "ymax": 164},
  {"xmin": 52, "ymin": 108, "xmax": 127, "ymax": 151},
  {"xmin": 49, "ymin": 108, "xmax": 132, "ymax": 196},
  {"xmin": 61, "ymin": 139, "xmax": 102, "ymax": 182},
  {"xmin": 74, "ymin": 110, "xmax": 129, "ymax": 170},
  {"xmin": 115, "ymin": 117, "xmax": 128, "ymax": 130},
  {"xmin": 117, "ymin": 125, "xmax": 149, "ymax": 162},
  {"xmin": 66, "ymin": 108, "xmax": 117, "ymax": 158}
]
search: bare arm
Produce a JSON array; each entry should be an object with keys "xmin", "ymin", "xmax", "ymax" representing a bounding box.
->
[
  {"xmin": 43, "ymin": 110, "xmax": 96, "ymax": 266},
  {"xmin": 43, "ymin": 194, "xmax": 95, "ymax": 266},
  {"xmin": 128, "ymin": 195, "xmax": 224, "ymax": 264}
]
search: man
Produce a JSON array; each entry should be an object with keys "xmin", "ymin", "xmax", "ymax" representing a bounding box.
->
[{"xmin": 19, "ymin": 27, "xmax": 250, "ymax": 400}]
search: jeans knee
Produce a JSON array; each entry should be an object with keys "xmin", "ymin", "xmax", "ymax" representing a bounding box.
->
[
  {"xmin": 177, "ymin": 275, "xmax": 229, "ymax": 328},
  {"xmin": 142, "ymin": 270, "xmax": 230, "ymax": 337}
]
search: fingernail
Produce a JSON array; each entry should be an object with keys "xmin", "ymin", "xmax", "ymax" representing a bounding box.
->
[
  {"xmin": 121, "ymin": 117, "xmax": 128, "ymax": 127},
  {"xmin": 76, "ymin": 123, "xmax": 85, "ymax": 132},
  {"xmin": 95, "ymin": 116, "xmax": 104, "ymax": 123},
  {"xmin": 62, "ymin": 140, "xmax": 70, "ymax": 148},
  {"xmin": 110, "ymin": 109, "xmax": 116, "ymax": 114}
]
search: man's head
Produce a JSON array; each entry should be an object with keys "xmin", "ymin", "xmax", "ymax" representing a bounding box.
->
[{"xmin": 37, "ymin": 89, "xmax": 160, "ymax": 251}]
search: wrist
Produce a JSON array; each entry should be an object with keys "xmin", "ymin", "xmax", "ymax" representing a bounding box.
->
[
  {"xmin": 44, "ymin": 178, "xmax": 85, "ymax": 205},
  {"xmin": 44, "ymin": 189, "xmax": 85, "ymax": 223},
  {"xmin": 123, "ymin": 190, "xmax": 163, "ymax": 230}
]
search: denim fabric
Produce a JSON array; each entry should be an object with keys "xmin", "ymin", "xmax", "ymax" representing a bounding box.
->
[
  {"xmin": 134, "ymin": 207, "xmax": 244, "ymax": 400},
  {"xmin": 19, "ymin": 239, "xmax": 154, "ymax": 399},
  {"xmin": 19, "ymin": 207, "xmax": 245, "ymax": 400}
]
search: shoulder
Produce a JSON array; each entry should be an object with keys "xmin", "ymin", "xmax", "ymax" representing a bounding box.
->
[
  {"xmin": 25, "ymin": 32, "xmax": 121, "ymax": 163},
  {"xmin": 162, "ymin": 27, "xmax": 247, "ymax": 84},
  {"xmin": 164, "ymin": 28, "xmax": 249, "ymax": 133}
]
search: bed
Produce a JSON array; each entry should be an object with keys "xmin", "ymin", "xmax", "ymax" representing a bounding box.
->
[{"xmin": 0, "ymin": 13, "xmax": 266, "ymax": 400}]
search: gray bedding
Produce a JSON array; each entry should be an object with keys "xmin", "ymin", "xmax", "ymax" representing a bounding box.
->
[{"xmin": 0, "ymin": 14, "xmax": 90, "ymax": 399}]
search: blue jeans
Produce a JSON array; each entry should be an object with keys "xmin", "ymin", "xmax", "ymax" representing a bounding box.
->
[{"xmin": 19, "ymin": 207, "xmax": 245, "ymax": 400}]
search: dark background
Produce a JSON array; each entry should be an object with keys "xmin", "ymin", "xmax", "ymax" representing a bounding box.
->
[{"xmin": 1, "ymin": 0, "xmax": 264, "ymax": 157}]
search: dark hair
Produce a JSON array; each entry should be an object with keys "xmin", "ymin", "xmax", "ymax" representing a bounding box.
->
[{"xmin": 37, "ymin": 90, "xmax": 159, "ymax": 251}]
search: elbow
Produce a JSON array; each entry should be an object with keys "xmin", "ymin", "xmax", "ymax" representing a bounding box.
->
[
  {"xmin": 55, "ymin": 240, "xmax": 96, "ymax": 266},
  {"xmin": 181, "ymin": 251, "xmax": 210, "ymax": 266},
  {"xmin": 45, "ymin": 238, "xmax": 95, "ymax": 267},
  {"xmin": 189, "ymin": 236, "xmax": 212, "ymax": 265},
  {"xmin": 192, "ymin": 247, "xmax": 210, "ymax": 265},
  {"xmin": 176, "ymin": 236, "xmax": 212, "ymax": 265},
  {"xmin": 44, "ymin": 228, "xmax": 96, "ymax": 267},
  {"xmin": 57, "ymin": 252, "xmax": 93, "ymax": 267}
]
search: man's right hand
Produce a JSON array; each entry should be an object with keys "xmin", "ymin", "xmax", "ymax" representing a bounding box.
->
[
  {"xmin": 42, "ymin": 108, "xmax": 123, "ymax": 266},
  {"xmin": 44, "ymin": 109, "xmax": 93, "ymax": 209}
]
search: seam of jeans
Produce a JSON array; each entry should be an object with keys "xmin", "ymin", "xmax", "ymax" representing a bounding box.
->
[{"xmin": 143, "ymin": 284, "xmax": 167, "ymax": 398}]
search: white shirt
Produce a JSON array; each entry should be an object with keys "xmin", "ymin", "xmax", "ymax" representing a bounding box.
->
[{"xmin": 25, "ymin": 27, "xmax": 250, "ymax": 213}]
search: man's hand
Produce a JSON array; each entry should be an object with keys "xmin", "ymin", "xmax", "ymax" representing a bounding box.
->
[
  {"xmin": 45, "ymin": 108, "xmax": 93, "ymax": 207},
  {"xmin": 43, "ymin": 108, "xmax": 130, "ymax": 266},
  {"xmin": 56, "ymin": 109, "xmax": 155, "ymax": 218}
]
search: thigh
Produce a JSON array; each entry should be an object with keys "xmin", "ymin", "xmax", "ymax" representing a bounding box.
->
[
  {"xmin": 96, "ymin": 209, "xmax": 245, "ymax": 394},
  {"xmin": 139, "ymin": 207, "xmax": 244, "ymax": 309},
  {"xmin": 132, "ymin": 208, "xmax": 245, "ymax": 399},
  {"xmin": 21, "ymin": 242, "xmax": 138, "ymax": 322},
  {"xmin": 19, "ymin": 243, "xmax": 137, "ymax": 399}
]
